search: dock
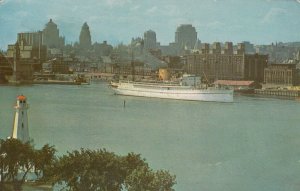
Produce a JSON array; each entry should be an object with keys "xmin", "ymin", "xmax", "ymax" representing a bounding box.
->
[
  {"xmin": 32, "ymin": 80, "xmax": 81, "ymax": 85},
  {"xmin": 254, "ymin": 89, "xmax": 300, "ymax": 98}
]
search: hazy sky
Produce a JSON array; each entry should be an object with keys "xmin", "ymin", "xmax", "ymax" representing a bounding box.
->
[{"xmin": 1, "ymin": 0, "xmax": 300, "ymax": 50}]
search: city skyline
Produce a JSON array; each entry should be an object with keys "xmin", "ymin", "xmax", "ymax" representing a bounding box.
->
[{"xmin": 1, "ymin": 0, "xmax": 300, "ymax": 50}]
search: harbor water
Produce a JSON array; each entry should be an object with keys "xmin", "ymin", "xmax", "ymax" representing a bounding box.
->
[{"xmin": 1, "ymin": 82, "xmax": 300, "ymax": 191}]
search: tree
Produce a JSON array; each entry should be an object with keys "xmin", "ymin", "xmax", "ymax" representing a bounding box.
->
[
  {"xmin": 34, "ymin": 144, "xmax": 56, "ymax": 180},
  {"xmin": 124, "ymin": 166, "xmax": 155, "ymax": 191},
  {"xmin": 0, "ymin": 139, "xmax": 56, "ymax": 191},
  {"xmin": 50, "ymin": 149, "xmax": 126, "ymax": 191},
  {"xmin": 152, "ymin": 170, "xmax": 177, "ymax": 191},
  {"xmin": 47, "ymin": 148, "xmax": 176, "ymax": 191},
  {"xmin": 0, "ymin": 140, "xmax": 176, "ymax": 191},
  {"xmin": 124, "ymin": 166, "xmax": 176, "ymax": 191},
  {"xmin": 121, "ymin": 152, "xmax": 148, "ymax": 176},
  {"xmin": 0, "ymin": 138, "xmax": 35, "ymax": 190}
]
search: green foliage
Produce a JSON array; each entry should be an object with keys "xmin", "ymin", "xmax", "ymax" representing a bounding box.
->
[
  {"xmin": 34, "ymin": 144, "xmax": 56, "ymax": 180},
  {"xmin": 49, "ymin": 149, "xmax": 125, "ymax": 191},
  {"xmin": 121, "ymin": 152, "xmax": 148, "ymax": 176},
  {"xmin": 0, "ymin": 139, "xmax": 176, "ymax": 191},
  {"xmin": 0, "ymin": 139, "xmax": 34, "ymax": 183},
  {"xmin": 125, "ymin": 166, "xmax": 176, "ymax": 191},
  {"xmin": 121, "ymin": 154, "xmax": 176, "ymax": 191},
  {"xmin": 152, "ymin": 170, "xmax": 177, "ymax": 191},
  {"xmin": 48, "ymin": 149, "xmax": 176, "ymax": 191},
  {"xmin": 0, "ymin": 138, "xmax": 56, "ymax": 191}
]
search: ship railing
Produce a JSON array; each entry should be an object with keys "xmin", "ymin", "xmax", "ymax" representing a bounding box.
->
[{"xmin": 119, "ymin": 79, "xmax": 180, "ymax": 85}]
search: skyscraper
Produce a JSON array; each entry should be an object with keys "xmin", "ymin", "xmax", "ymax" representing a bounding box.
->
[
  {"xmin": 79, "ymin": 22, "xmax": 92, "ymax": 50},
  {"xmin": 43, "ymin": 19, "xmax": 65, "ymax": 49},
  {"xmin": 18, "ymin": 31, "xmax": 42, "ymax": 48},
  {"xmin": 8, "ymin": 32, "xmax": 47, "ymax": 63},
  {"xmin": 175, "ymin": 24, "xmax": 197, "ymax": 50},
  {"xmin": 144, "ymin": 30, "xmax": 157, "ymax": 50}
]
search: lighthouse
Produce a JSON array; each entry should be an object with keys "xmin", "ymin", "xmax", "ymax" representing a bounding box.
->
[{"xmin": 11, "ymin": 95, "xmax": 30, "ymax": 143}]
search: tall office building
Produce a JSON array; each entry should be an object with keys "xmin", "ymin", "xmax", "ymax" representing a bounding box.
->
[
  {"xmin": 43, "ymin": 19, "xmax": 65, "ymax": 48},
  {"xmin": 18, "ymin": 31, "xmax": 42, "ymax": 48},
  {"xmin": 243, "ymin": 41, "xmax": 255, "ymax": 54},
  {"xmin": 8, "ymin": 32, "xmax": 47, "ymax": 63},
  {"xmin": 175, "ymin": 24, "xmax": 197, "ymax": 50},
  {"xmin": 79, "ymin": 22, "xmax": 92, "ymax": 50},
  {"xmin": 144, "ymin": 30, "xmax": 157, "ymax": 50}
]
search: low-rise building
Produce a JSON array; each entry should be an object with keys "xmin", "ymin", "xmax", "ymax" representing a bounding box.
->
[
  {"xmin": 264, "ymin": 64, "xmax": 298, "ymax": 87},
  {"xmin": 214, "ymin": 80, "xmax": 261, "ymax": 93},
  {"xmin": 0, "ymin": 54, "xmax": 13, "ymax": 83},
  {"xmin": 51, "ymin": 58, "xmax": 70, "ymax": 74},
  {"xmin": 185, "ymin": 42, "xmax": 268, "ymax": 83}
]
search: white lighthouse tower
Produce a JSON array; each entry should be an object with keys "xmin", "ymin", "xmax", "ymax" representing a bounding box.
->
[{"xmin": 11, "ymin": 95, "xmax": 30, "ymax": 143}]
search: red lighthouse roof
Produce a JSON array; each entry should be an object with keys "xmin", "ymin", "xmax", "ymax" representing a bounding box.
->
[{"xmin": 17, "ymin": 95, "xmax": 26, "ymax": 101}]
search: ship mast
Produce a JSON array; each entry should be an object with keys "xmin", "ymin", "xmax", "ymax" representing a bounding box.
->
[
  {"xmin": 131, "ymin": 50, "xmax": 135, "ymax": 82},
  {"xmin": 202, "ymin": 71, "xmax": 209, "ymax": 88}
]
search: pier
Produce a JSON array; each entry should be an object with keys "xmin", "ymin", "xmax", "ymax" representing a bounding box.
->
[{"xmin": 255, "ymin": 89, "xmax": 300, "ymax": 98}]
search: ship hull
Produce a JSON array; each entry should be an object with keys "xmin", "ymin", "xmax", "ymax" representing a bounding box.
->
[{"xmin": 111, "ymin": 82, "xmax": 233, "ymax": 102}]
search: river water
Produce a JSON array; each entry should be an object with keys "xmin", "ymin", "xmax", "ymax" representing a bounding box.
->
[{"xmin": 1, "ymin": 82, "xmax": 300, "ymax": 191}]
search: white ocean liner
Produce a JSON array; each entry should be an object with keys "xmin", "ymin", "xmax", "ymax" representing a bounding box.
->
[{"xmin": 110, "ymin": 75, "xmax": 233, "ymax": 102}]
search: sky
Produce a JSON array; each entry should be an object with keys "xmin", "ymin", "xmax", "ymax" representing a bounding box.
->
[{"xmin": 0, "ymin": 0, "xmax": 300, "ymax": 50}]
